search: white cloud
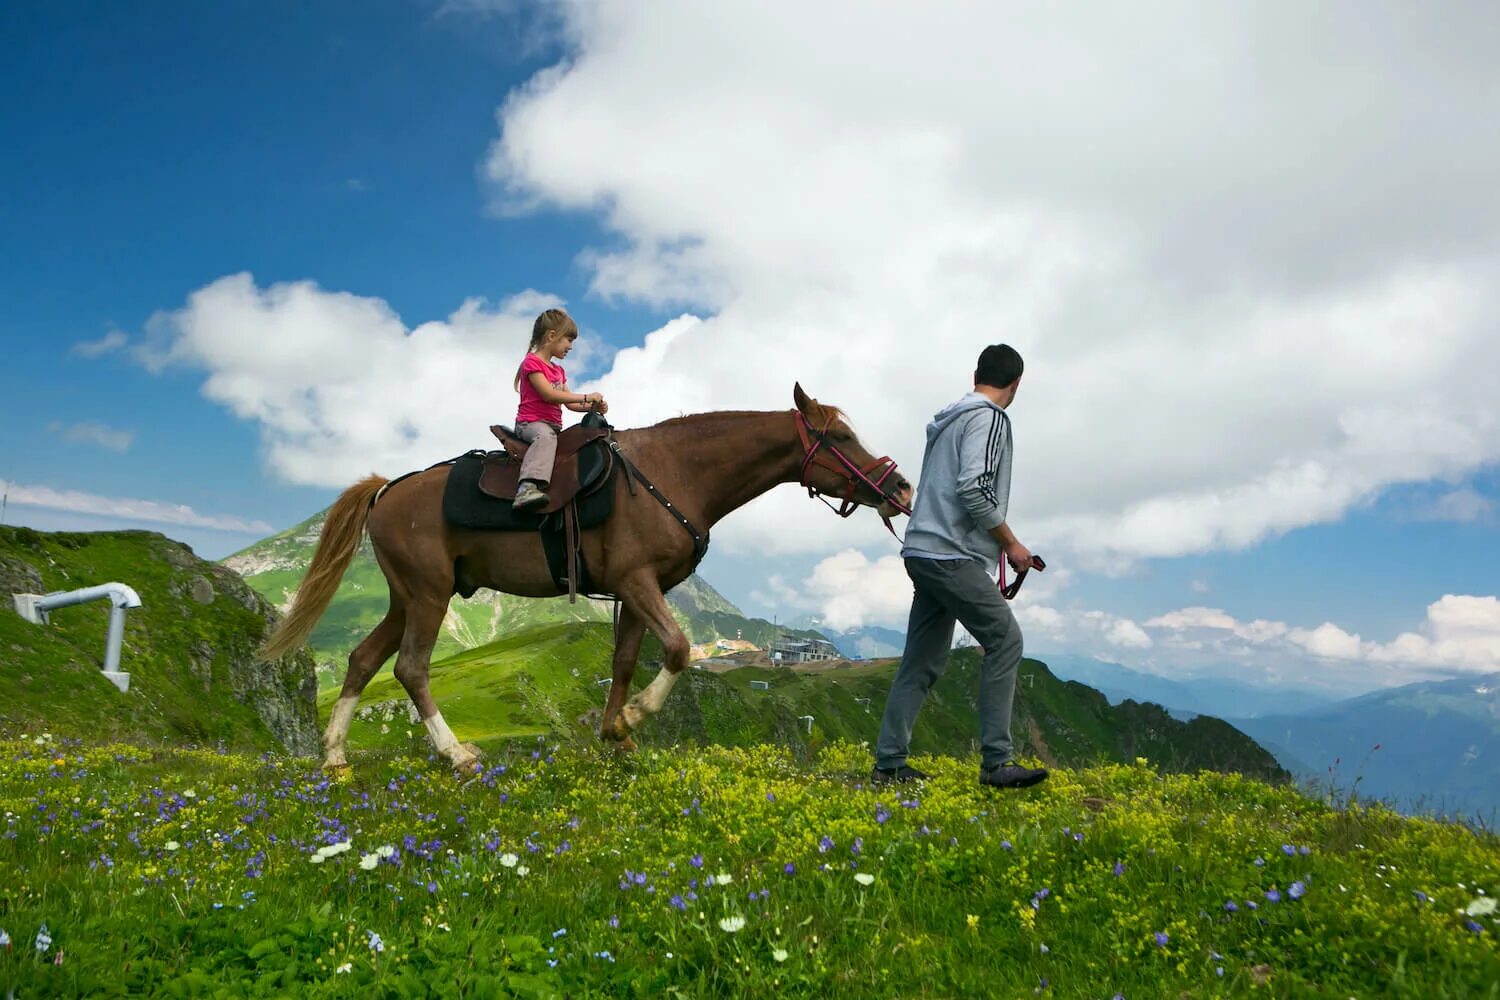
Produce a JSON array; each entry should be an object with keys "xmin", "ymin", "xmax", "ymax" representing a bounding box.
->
[
  {"xmin": 1146, "ymin": 596, "xmax": 1500, "ymax": 676},
  {"xmin": 0, "ymin": 480, "xmax": 272, "ymax": 534},
  {"xmin": 71, "ymin": 329, "xmax": 127, "ymax": 358},
  {"xmin": 47, "ymin": 421, "xmax": 134, "ymax": 453},
  {"xmin": 1408, "ymin": 488, "xmax": 1495, "ymax": 523},
  {"xmin": 479, "ymin": 1, "xmax": 1500, "ymax": 563}
]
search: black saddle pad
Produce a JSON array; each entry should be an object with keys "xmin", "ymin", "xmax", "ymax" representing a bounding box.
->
[{"xmin": 442, "ymin": 451, "xmax": 619, "ymax": 532}]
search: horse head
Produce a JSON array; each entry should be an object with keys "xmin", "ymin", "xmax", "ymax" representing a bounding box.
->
[{"xmin": 792, "ymin": 383, "xmax": 913, "ymax": 520}]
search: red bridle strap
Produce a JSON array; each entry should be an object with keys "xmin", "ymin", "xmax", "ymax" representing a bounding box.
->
[{"xmin": 794, "ymin": 411, "xmax": 911, "ymax": 519}]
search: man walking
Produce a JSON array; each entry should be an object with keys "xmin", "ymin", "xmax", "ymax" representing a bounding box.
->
[{"xmin": 872, "ymin": 344, "xmax": 1048, "ymax": 789}]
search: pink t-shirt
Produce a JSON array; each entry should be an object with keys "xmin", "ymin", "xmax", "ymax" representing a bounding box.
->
[{"xmin": 516, "ymin": 353, "xmax": 567, "ymax": 425}]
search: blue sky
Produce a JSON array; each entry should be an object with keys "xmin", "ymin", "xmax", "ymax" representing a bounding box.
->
[{"xmin": 4, "ymin": 2, "xmax": 1498, "ymax": 693}]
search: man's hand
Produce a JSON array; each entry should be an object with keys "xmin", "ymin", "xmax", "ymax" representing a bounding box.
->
[{"xmin": 1004, "ymin": 539, "xmax": 1033, "ymax": 573}]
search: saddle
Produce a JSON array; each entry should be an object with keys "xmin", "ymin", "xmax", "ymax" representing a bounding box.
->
[{"xmin": 481, "ymin": 423, "xmax": 612, "ymax": 513}]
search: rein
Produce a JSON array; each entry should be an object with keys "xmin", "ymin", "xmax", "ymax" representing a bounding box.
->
[{"xmin": 795, "ymin": 411, "xmax": 911, "ymax": 539}]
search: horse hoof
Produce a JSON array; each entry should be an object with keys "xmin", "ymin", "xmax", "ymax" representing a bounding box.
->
[{"xmin": 610, "ymin": 736, "xmax": 637, "ymax": 754}]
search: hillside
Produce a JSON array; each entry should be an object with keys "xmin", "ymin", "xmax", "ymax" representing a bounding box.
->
[
  {"xmin": 1231, "ymin": 673, "xmax": 1500, "ymax": 823},
  {"xmin": 225, "ymin": 510, "xmax": 820, "ymax": 677},
  {"xmin": 0, "ymin": 526, "xmax": 318, "ymax": 754},
  {"xmin": 2, "ymin": 736, "xmax": 1494, "ymax": 996},
  {"xmin": 323, "ymin": 621, "xmax": 1287, "ymax": 781}
]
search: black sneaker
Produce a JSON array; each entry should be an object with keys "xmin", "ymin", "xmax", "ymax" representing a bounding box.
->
[
  {"xmin": 979, "ymin": 762, "xmax": 1049, "ymax": 789},
  {"xmin": 869, "ymin": 764, "xmax": 930, "ymax": 786}
]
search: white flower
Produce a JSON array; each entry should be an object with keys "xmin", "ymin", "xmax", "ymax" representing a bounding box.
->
[
  {"xmin": 164, "ymin": 841, "xmax": 180, "ymax": 852},
  {"xmin": 311, "ymin": 841, "xmax": 353, "ymax": 863},
  {"xmin": 34, "ymin": 924, "xmax": 51, "ymax": 953},
  {"xmin": 0, "ymin": 929, "xmax": 10, "ymax": 948},
  {"xmin": 500, "ymin": 852, "xmax": 519, "ymax": 868},
  {"xmin": 771, "ymin": 947, "xmax": 788, "ymax": 962},
  {"xmin": 718, "ymin": 916, "xmax": 746, "ymax": 933},
  {"xmin": 715, "ymin": 873, "xmax": 733, "ymax": 885},
  {"xmin": 358, "ymin": 853, "xmax": 381, "ymax": 870},
  {"xmin": 854, "ymin": 873, "xmax": 875, "ymax": 886},
  {"xmin": 335, "ymin": 962, "xmax": 352, "ymax": 974},
  {"xmin": 516, "ymin": 865, "xmax": 529, "ymax": 877},
  {"xmin": 1466, "ymin": 897, "xmax": 1498, "ymax": 917},
  {"xmin": 181, "ymin": 790, "xmax": 196, "ymax": 799}
]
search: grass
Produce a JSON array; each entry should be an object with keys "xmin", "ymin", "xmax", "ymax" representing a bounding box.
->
[{"xmin": 1, "ymin": 734, "xmax": 1496, "ymax": 997}]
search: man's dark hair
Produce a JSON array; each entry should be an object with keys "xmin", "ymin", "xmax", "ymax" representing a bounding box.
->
[{"xmin": 975, "ymin": 344, "xmax": 1023, "ymax": 388}]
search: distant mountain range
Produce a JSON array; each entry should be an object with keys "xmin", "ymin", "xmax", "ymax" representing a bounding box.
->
[
  {"xmin": 819, "ymin": 624, "xmax": 906, "ymax": 659},
  {"xmin": 1228, "ymin": 673, "xmax": 1500, "ymax": 823},
  {"xmin": 1035, "ymin": 652, "xmax": 1341, "ymax": 719}
]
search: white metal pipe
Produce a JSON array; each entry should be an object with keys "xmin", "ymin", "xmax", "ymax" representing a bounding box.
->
[{"xmin": 12, "ymin": 583, "xmax": 140, "ymax": 692}]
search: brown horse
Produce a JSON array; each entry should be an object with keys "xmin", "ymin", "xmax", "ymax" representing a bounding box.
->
[{"xmin": 261, "ymin": 384, "xmax": 911, "ymax": 774}]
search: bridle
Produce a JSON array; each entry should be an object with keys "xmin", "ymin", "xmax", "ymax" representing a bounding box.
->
[{"xmin": 795, "ymin": 411, "xmax": 911, "ymax": 534}]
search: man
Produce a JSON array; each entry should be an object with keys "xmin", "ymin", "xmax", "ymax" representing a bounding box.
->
[{"xmin": 871, "ymin": 344, "xmax": 1048, "ymax": 789}]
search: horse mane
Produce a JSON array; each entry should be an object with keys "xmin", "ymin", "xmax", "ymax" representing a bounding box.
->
[{"xmin": 648, "ymin": 404, "xmax": 849, "ymax": 430}]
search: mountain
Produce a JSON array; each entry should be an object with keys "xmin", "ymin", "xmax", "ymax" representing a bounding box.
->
[
  {"xmin": 325, "ymin": 621, "xmax": 1288, "ymax": 782},
  {"xmin": 224, "ymin": 509, "xmax": 806, "ymax": 677},
  {"xmin": 1229, "ymin": 673, "xmax": 1500, "ymax": 822},
  {"xmin": 819, "ymin": 624, "xmax": 906, "ymax": 659},
  {"xmin": 0, "ymin": 526, "xmax": 318, "ymax": 753},
  {"xmin": 1036, "ymin": 652, "xmax": 1340, "ymax": 719}
]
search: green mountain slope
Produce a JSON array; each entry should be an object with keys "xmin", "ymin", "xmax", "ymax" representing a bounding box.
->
[
  {"xmin": 323, "ymin": 621, "xmax": 1287, "ymax": 780},
  {"xmin": 0, "ymin": 526, "xmax": 318, "ymax": 753},
  {"xmin": 226, "ymin": 509, "xmax": 818, "ymax": 677}
]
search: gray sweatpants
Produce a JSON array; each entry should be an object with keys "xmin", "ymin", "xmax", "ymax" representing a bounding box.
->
[
  {"xmin": 515, "ymin": 420, "xmax": 562, "ymax": 486},
  {"xmin": 874, "ymin": 556, "xmax": 1024, "ymax": 772}
]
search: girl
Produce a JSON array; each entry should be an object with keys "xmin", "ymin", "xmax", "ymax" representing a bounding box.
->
[{"xmin": 512, "ymin": 308, "xmax": 608, "ymax": 510}]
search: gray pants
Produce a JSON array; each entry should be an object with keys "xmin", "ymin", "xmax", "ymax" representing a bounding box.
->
[
  {"xmin": 875, "ymin": 556, "xmax": 1024, "ymax": 771},
  {"xmin": 515, "ymin": 420, "xmax": 561, "ymax": 486}
]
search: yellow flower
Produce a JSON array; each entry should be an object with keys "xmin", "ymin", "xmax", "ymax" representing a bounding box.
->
[{"xmin": 966, "ymin": 914, "xmax": 979, "ymax": 931}]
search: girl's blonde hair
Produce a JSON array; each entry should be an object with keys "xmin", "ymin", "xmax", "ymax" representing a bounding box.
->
[{"xmin": 514, "ymin": 308, "xmax": 577, "ymax": 391}]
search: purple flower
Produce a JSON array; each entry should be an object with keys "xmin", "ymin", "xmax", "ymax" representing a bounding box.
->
[
  {"xmin": 1223, "ymin": 901, "xmax": 1238, "ymax": 913},
  {"xmin": 1153, "ymin": 932, "xmax": 1168, "ymax": 948},
  {"xmin": 1288, "ymin": 881, "xmax": 1306, "ymax": 900},
  {"xmin": 690, "ymin": 854, "xmax": 703, "ymax": 868},
  {"xmin": 766, "ymin": 791, "xmax": 776, "ymax": 802},
  {"xmin": 1253, "ymin": 857, "xmax": 1265, "ymax": 867},
  {"xmin": 1000, "ymin": 840, "xmax": 1013, "ymax": 850},
  {"xmin": 1413, "ymin": 891, "xmax": 1429, "ymax": 903},
  {"xmin": 875, "ymin": 806, "xmax": 891, "ymax": 825},
  {"xmin": 1466, "ymin": 920, "xmax": 1485, "ymax": 934},
  {"xmin": 669, "ymin": 894, "xmax": 687, "ymax": 912},
  {"xmin": 818, "ymin": 836, "xmax": 835, "ymax": 853},
  {"xmin": 1298, "ymin": 845, "xmax": 1311, "ymax": 856},
  {"xmin": 1282, "ymin": 844, "xmax": 1296, "ymax": 856},
  {"xmin": 1265, "ymin": 888, "xmax": 1281, "ymax": 903},
  {"xmin": 1247, "ymin": 901, "xmax": 1259, "ymax": 911},
  {"xmin": 1113, "ymin": 861, "xmax": 1125, "ymax": 877},
  {"xmin": 850, "ymin": 837, "xmax": 863, "ymax": 856},
  {"xmin": 783, "ymin": 862, "xmax": 796, "ymax": 875},
  {"xmin": 608, "ymin": 915, "xmax": 619, "ymax": 929}
]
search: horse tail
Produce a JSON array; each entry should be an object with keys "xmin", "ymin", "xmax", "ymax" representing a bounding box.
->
[{"xmin": 260, "ymin": 474, "xmax": 388, "ymax": 660}]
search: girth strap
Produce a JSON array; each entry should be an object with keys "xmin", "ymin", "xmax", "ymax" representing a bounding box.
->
[{"xmin": 607, "ymin": 440, "xmax": 711, "ymax": 568}]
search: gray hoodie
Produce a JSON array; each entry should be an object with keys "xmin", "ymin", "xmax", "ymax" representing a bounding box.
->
[{"xmin": 900, "ymin": 391, "xmax": 1013, "ymax": 576}]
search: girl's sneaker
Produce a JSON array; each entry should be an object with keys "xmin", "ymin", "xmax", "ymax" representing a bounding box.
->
[{"xmin": 513, "ymin": 482, "xmax": 549, "ymax": 510}]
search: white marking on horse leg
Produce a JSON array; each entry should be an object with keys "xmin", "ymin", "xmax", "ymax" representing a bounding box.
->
[
  {"xmin": 622, "ymin": 669, "xmax": 680, "ymax": 729},
  {"xmin": 422, "ymin": 711, "xmax": 477, "ymax": 769},
  {"xmin": 323, "ymin": 696, "xmax": 358, "ymax": 769}
]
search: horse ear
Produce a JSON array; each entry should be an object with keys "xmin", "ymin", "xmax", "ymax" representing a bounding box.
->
[{"xmin": 793, "ymin": 382, "xmax": 813, "ymax": 414}]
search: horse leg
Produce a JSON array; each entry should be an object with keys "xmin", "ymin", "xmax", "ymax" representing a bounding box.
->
[
  {"xmin": 617, "ymin": 575, "xmax": 692, "ymax": 734},
  {"xmin": 601, "ymin": 604, "xmax": 645, "ymax": 750},
  {"xmin": 322, "ymin": 603, "xmax": 406, "ymax": 774},
  {"xmin": 392, "ymin": 598, "xmax": 480, "ymax": 773}
]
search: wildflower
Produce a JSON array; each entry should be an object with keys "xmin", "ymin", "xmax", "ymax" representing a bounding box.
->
[
  {"xmin": 719, "ymin": 916, "xmax": 746, "ymax": 933},
  {"xmin": 875, "ymin": 805, "xmax": 891, "ymax": 825},
  {"xmin": 850, "ymin": 836, "xmax": 863, "ymax": 856},
  {"xmin": 1113, "ymin": 861, "xmax": 1125, "ymax": 877},
  {"xmin": 716, "ymin": 872, "xmax": 733, "ymax": 885},
  {"xmin": 1288, "ymin": 881, "xmax": 1306, "ymax": 900},
  {"xmin": 1298, "ymin": 845, "xmax": 1311, "ymax": 855},
  {"xmin": 164, "ymin": 841, "xmax": 180, "ymax": 852},
  {"xmin": 966, "ymin": 914, "xmax": 979, "ymax": 931},
  {"xmin": 669, "ymin": 894, "xmax": 687, "ymax": 912},
  {"xmin": 359, "ymin": 852, "xmax": 381, "ymax": 870},
  {"xmin": 1253, "ymin": 857, "xmax": 1265, "ymax": 867},
  {"xmin": 1466, "ymin": 897, "xmax": 1498, "ymax": 917},
  {"xmin": 1413, "ymin": 891, "xmax": 1429, "ymax": 903},
  {"xmin": 772, "ymin": 947, "xmax": 788, "ymax": 962},
  {"xmin": 1282, "ymin": 844, "xmax": 1295, "ymax": 856},
  {"xmin": 1039, "ymin": 943, "xmax": 1049, "ymax": 954},
  {"xmin": 854, "ymin": 873, "xmax": 875, "ymax": 886},
  {"xmin": 690, "ymin": 853, "xmax": 703, "ymax": 868},
  {"xmin": 1223, "ymin": 901, "xmax": 1238, "ymax": 913},
  {"xmin": 1216, "ymin": 967, "xmax": 1225, "ymax": 978},
  {"xmin": 0, "ymin": 929, "xmax": 9, "ymax": 949},
  {"xmin": 1466, "ymin": 920, "xmax": 1485, "ymax": 934},
  {"xmin": 1153, "ymin": 932, "xmax": 1168, "ymax": 948},
  {"xmin": 783, "ymin": 862, "xmax": 796, "ymax": 875},
  {"xmin": 547, "ymin": 959, "xmax": 558, "ymax": 968},
  {"xmin": 367, "ymin": 930, "xmax": 384, "ymax": 953},
  {"xmin": 516, "ymin": 865, "xmax": 529, "ymax": 877},
  {"xmin": 182, "ymin": 789, "xmax": 196, "ymax": 799},
  {"xmin": 1266, "ymin": 888, "xmax": 1282, "ymax": 903},
  {"xmin": 335, "ymin": 963, "xmax": 352, "ymax": 974},
  {"xmin": 818, "ymin": 836, "xmax": 835, "ymax": 853},
  {"xmin": 34, "ymin": 924, "xmax": 51, "ymax": 953},
  {"xmin": 499, "ymin": 852, "xmax": 519, "ymax": 868},
  {"xmin": 608, "ymin": 915, "xmax": 619, "ymax": 929},
  {"xmin": 552, "ymin": 928, "xmax": 567, "ymax": 938},
  {"xmin": 1000, "ymin": 840, "xmax": 1013, "ymax": 850}
]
